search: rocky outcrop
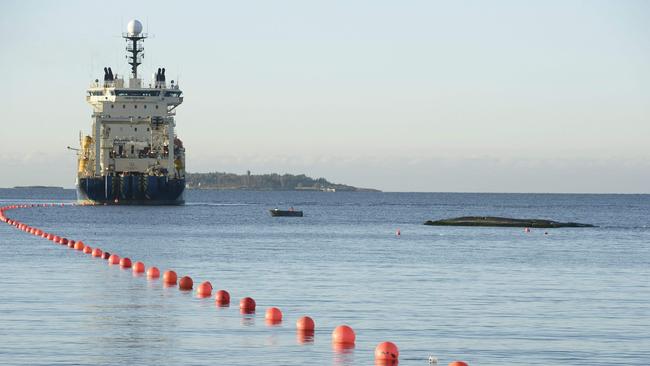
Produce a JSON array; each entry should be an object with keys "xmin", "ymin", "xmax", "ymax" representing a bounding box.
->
[{"xmin": 424, "ymin": 216, "xmax": 595, "ymax": 228}]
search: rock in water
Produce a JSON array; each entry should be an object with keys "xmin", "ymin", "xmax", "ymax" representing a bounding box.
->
[{"xmin": 424, "ymin": 216, "xmax": 595, "ymax": 228}]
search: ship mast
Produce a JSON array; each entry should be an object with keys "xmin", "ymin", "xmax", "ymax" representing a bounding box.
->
[{"xmin": 123, "ymin": 20, "xmax": 147, "ymax": 80}]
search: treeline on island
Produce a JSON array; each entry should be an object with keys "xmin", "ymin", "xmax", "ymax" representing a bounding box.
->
[{"xmin": 186, "ymin": 171, "xmax": 379, "ymax": 192}]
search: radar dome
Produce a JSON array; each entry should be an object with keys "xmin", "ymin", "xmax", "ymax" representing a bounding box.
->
[{"xmin": 127, "ymin": 19, "xmax": 143, "ymax": 36}]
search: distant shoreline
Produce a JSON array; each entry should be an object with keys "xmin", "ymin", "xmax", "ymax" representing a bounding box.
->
[
  {"xmin": 186, "ymin": 171, "xmax": 381, "ymax": 192},
  {"xmin": 12, "ymin": 186, "xmax": 64, "ymax": 189},
  {"xmin": 1, "ymin": 187, "xmax": 647, "ymax": 194},
  {"xmin": 187, "ymin": 187, "xmax": 380, "ymax": 192}
]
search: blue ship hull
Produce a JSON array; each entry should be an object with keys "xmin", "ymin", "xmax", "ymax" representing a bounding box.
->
[{"xmin": 77, "ymin": 176, "xmax": 185, "ymax": 205}]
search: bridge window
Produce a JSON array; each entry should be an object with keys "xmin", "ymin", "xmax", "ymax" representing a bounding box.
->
[{"xmin": 114, "ymin": 90, "xmax": 161, "ymax": 97}]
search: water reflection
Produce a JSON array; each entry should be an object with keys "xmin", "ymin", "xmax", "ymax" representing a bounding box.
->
[
  {"xmin": 240, "ymin": 314, "xmax": 255, "ymax": 327},
  {"xmin": 296, "ymin": 329, "xmax": 314, "ymax": 344},
  {"xmin": 375, "ymin": 360, "xmax": 398, "ymax": 366},
  {"xmin": 332, "ymin": 343, "xmax": 355, "ymax": 366}
]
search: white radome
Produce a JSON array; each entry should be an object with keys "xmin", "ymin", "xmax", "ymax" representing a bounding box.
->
[{"xmin": 127, "ymin": 19, "xmax": 143, "ymax": 36}]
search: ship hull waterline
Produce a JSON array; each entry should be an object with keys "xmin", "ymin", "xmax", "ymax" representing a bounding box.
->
[{"xmin": 77, "ymin": 176, "xmax": 185, "ymax": 205}]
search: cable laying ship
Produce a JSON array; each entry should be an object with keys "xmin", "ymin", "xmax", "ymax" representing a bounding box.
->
[{"xmin": 77, "ymin": 20, "xmax": 185, "ymax": 205}]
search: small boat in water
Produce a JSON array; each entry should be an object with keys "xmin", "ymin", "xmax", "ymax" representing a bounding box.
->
[{"xmin": 270, "ymin": 208, "xmax": 303, "ymax": 217}]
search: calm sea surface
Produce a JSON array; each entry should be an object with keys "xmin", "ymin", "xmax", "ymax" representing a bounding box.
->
[{"xmin": 1, "ymin": 189, "xmax": 649, "ymax": 365}]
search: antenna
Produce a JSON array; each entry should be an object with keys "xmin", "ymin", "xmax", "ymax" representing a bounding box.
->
[{"xmin": 123, "ymin": 19, "xmax": 148, "ymax": 79}]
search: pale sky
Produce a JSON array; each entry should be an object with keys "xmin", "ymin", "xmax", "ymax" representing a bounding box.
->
[{"xmin": 1, "ymin": 0, "xmax": 648, "ymax": 192}]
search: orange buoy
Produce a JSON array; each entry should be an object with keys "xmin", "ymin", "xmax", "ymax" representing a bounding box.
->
[
  {"xmin": 68, "ymin": 240, "xmax": 75, "ymax": 246},
  {"xmin": 61, "ymin": 238, "xmax": 69, "ymax": 245},
  {"xmin": 239, "ymin": 297, "xmax": 256, "ymax": 313},
  {"xmin": 74, "ymin": 242, "xmax": 85, "ymax": 251},
  {"xmin": 53, "ymin": 235, "xmax": 61, "ymax": 243},
  {"xmin": 374, "ymin": 341, "xmax": 399, "ymax": 362},
  {"xmin": 179, "ymin": 276, "xmax": 193, "ymax": 290},
  {"xmin": 147, "ymin": 266, "xmax": 160, "ymax": 279},
  {"xmin": 163, "ymin": 270, "xmax": 177, "ymax": 285},
  {"xmin": 67, "ymin": 241, "xmax": 75, "ymax": 248},
  {"xmin": 120, "ymin": 257, "xmax": 132, "ymax": 268},
  {"xmin": 83, "ymin": 246, "xmax": 92, "ymax": 254},
  {"xmin": 214, "ymin": 290, "xmax": 230, "ymax": 306},
  {"xmin": 102, "ymin": 252, "xmax": 110, "ymax": 260},
  {"xmin": 132, "ymin": 261, "xmax": 145, "ymax": 273},
  {"xmin": 332, "ymin": 325, "xmax": 355, "ymax": 345},
  {"xmin": 296, "ymin": 316, "xmax": 315, "ymax": 331},
  {"xmin": 448, "ymin": 362, "xmax": 469, "ymax": 366},
  {"xmin": 108, "ymin": 254, "xmax": 120, "ymax": 265},
  {"xmin": 265, "ymin": 307, "xmax": 283, "ymax": 322},
  {"xmin": 196, "ymin": 281, "xmax": 212, "ymax": 297},
  {"xmin": 92, "ymin": 248, "xmax": 103, "ymax": 257}
]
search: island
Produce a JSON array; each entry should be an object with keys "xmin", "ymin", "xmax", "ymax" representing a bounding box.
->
[
  {"xmin": 185, "ymin": 171, "xmax": 380, "ymax": 192},
  {"xmin": 424, "ymin": 216, "xmax": 595, "ymax": 228},
  {"xmin": 13, "ymin": 186, "xmax": 64, "ymax": 189}
]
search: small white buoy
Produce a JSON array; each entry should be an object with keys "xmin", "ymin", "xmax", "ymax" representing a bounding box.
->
[
  {"xmin": 396, "ymin": 228, "xmax": 401, "ymax": 237},
  {"xmin": 428, "ymin": 355, "xmax": 438, "ymax": 364}
]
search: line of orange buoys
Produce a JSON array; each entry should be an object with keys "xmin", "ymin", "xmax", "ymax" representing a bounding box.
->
[{"xmin": 0, "ymin": 203, "xmax": 471, "ymax": 366}]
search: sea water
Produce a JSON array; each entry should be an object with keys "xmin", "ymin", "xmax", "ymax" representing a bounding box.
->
[{"xmin": 0, "ymin": 189, "xmax": 648, "ymax": 365}]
